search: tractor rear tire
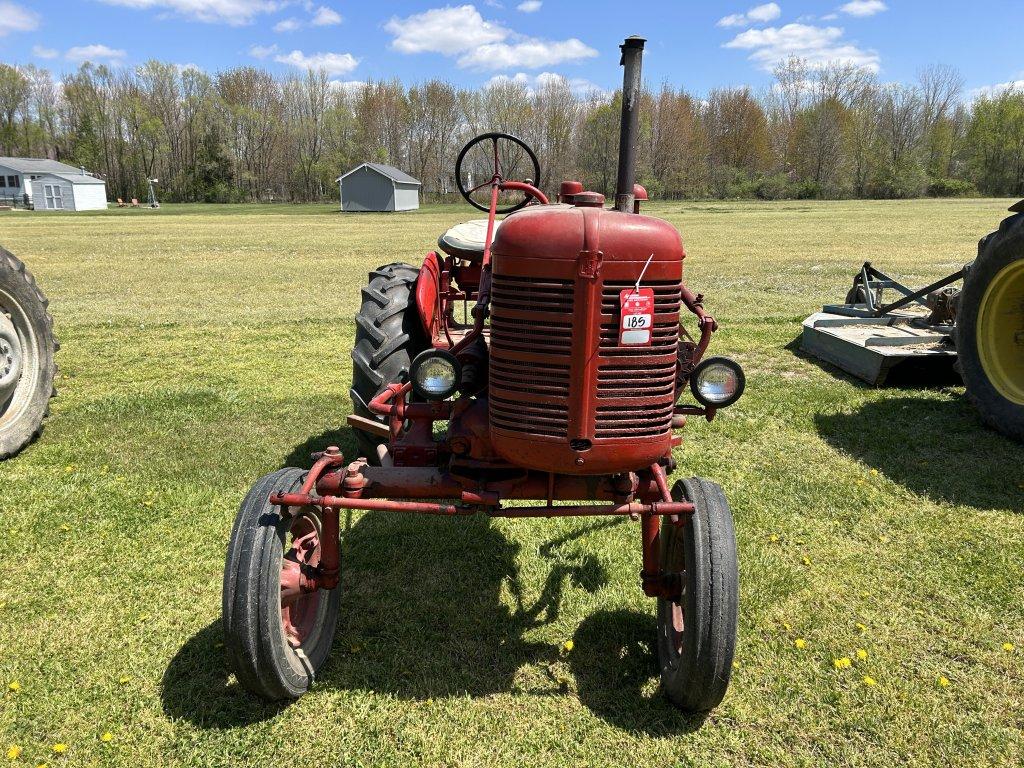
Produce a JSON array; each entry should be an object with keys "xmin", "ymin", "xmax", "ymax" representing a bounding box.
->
[
  {"xmin": 0, "ymin": 246, "xmax": 57, "ymax": 459},
  {"xmin": 350, "ymin": 263, "xmax": 428, "ymax": 462},
  {"xmin": 656, "ymin": 478, "xmax": 739, "ymax": 713},
  {"xmin": 223, "ymin": 468, "xmax": 341, "ymax": 700},
  {"xmin": 956, "ymin": 211, "xmax": 1024, "ymax": 442}
]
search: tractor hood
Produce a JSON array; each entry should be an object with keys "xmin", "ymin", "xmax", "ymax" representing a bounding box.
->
[{"xmin": 492, "ymin": 202, "xmax": 686, "ymax": 270}]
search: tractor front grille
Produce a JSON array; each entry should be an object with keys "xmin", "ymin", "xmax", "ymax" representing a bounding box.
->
[
  {"xmin": 489, "ymin": 275, "xmax": 573, "ymax": 438},
  {"xmin": 489, "ymin": 274, "xmax": 681, "ymax": 443},
  {"xmin": 594, "ymin": 280, "xmax": 681, "ymax": 439}
]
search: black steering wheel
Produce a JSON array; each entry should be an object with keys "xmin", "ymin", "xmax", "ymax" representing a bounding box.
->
[{"xmin": 455, "ymin": 132, "xmax": 541, "ymax": 214}]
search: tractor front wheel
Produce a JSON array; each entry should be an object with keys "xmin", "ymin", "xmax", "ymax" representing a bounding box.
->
[
  {"xmin": 223, "ymin": 468, "xmax": 341, "ymax": 700},
  {"xmin": 656, "ymin": 478, "xmax": 739, "ymax": 713}
]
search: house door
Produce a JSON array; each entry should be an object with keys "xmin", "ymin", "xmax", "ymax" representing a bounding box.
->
[{"xmin": 44, "ymin": 184, "xmax": 63, "ymax": 210}]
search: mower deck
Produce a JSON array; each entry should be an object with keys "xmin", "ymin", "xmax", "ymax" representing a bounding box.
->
[{"xmin": 801, "ymin": 307, "xmax": 957, "ymax": 385}]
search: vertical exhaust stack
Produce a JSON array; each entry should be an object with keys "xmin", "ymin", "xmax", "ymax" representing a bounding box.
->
[{"xmin": 614, "ymin": 35, "xmax": 646, "ymax": 213}]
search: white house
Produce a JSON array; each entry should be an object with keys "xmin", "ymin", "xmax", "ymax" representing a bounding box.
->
[
  {"xmin": 0, "ymin": 157, "xmax": 108, "ymax": 211},
  {"xmin": 337, "ymin": 163, "xmax": 421, "ymax": 212}
]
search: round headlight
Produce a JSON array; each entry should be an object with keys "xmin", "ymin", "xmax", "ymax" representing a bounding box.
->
[
  {"xmin": 689, "ymin": 357, "xmax": 745, "ymax": 408},
  {"xmin": 410, "ymin": 349, "xmax": 461, "ymax": 400}
]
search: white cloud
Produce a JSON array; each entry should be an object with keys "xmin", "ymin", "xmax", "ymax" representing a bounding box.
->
[
  {"xmin": 724, "ymin": 23, "xmax": 880, "ymax": 72},
  {"xmin": 970, "ymin": 77, "xmax": 1024, "ymax": 101},
  {"xmin": 386, "ymin": 6, "xmax": 507, "ymax": 55},
  {"xmin": 486, "ymin": 70, "xmax": 606, "ymax": 97},
  {"xmin": 274, "ymin": 49, "xmax": 359, "ymax": 75},
  {"xmin": 249, "ymin": 43, "xmax": 278, "ymax": 59},
  {"xmin": 311, "ymin": 6, "xmax": 342, "ymax": 25},
  {"xmin": 98, "ymin": 0, "xmax": 281, "ymax": 26},
  {"xmin": 66, "ymin": 44, "xmax": 128, "ymax": 64},
  {"xmin": 273, "ymin": 17, "xmax": 301, "ymax": 32},
  {"xmin": 840, "ymin": 0, "xmax": 887, "ymax": 17},
  {"xmin": 458, "ymin": 38, "xmax": 597, "ymax": 71},
  {"xmin": 328, "ymin": 79, "xmax": 366, "ymax": 95},
  {"xmin": 516, "ymin": 0, "xmax": 541, "ymax": 11},
  {"xmin": 386, "ymin": 5, "xmax": 596, "ymax": 71},
  {"xmin": 0, "ymin": 2, "xmax": 39, "ymax": 36},
  {"xmin": 717, "ymin": 3, "xmax": 781, "ymax": 28},
  {"xmin": 32, "ymin": 45, "xmax": 59, "ymax": 59}
]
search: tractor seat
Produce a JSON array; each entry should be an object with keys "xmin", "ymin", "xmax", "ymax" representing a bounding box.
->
[{"xmin": 437, "ymin": 219, "xmax": 502, "ymax": 262}]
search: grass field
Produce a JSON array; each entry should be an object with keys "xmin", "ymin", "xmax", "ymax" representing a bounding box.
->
[{"xmin": 0, "ymin": 199, "xmax": 1021, "ymax": 767}]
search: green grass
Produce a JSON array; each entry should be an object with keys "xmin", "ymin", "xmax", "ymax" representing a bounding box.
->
[{"xmin": 0, "ymin": 199, "xmax": 1021, "ymax": 767}]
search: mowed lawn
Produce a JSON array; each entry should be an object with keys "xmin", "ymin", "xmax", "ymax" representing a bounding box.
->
[{"xmin": 0, "ymin": 199, "xmax": 1021, "ymax": 767}]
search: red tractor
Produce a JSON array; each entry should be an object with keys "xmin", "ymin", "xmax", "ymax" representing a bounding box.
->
[{"xmin": 223, "ymin": 37, "xmax": 746, "ymax": 713}]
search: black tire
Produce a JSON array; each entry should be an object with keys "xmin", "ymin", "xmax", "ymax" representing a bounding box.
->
[
  {"xmin": 349, "ymin": 263, "xmax": 428, "ymax": 461},
  {"xmin": 956, "ymin": 212, "xmax": 1024, "ymax": 442},
  {"xmin": 656, "ymin": 478, "xmax": 739, "ymax": 713},
  {"xmin": 0, "ymin": 246, "xmax": 57, "ymax": 459},
  {"xmin": 223, "ymin": 468, "xmax": 341, "ymax": 700}
]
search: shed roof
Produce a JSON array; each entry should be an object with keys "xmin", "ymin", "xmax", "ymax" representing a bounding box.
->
[
  {"xmin": 0, "ymin": 157, "xmax": 96, "ymax": 176},
  {"xmin": 337, "ymin": 162, "xmax": 421, "ymax": 186},
  {"xmin": 41, "ymin": 172, "xmax": 107, "ymax": 185}
]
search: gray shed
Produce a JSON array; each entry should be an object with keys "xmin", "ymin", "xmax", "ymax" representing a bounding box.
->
[{"xmin": 337, "ymin": 163, "xmax": 421, "ymax": 212}]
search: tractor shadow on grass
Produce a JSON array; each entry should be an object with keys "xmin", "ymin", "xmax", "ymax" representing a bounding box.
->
[
  {"xmin": 162, "ymin": 621, "xmax": 289, "ymax": 728},
  {"xmin": 815, "ymin": 396, "xmax": 1024, "ymax": 511},
  {"xmin": 569, "ymin": 609, "xmax": 708, "ymax": 735}
]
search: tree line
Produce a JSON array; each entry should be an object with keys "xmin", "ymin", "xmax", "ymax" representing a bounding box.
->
[{"xmin": 1, "ymin": 57, "xmax": 1021, "ymax": 204}]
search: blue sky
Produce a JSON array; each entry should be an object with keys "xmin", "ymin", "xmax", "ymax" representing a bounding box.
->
[{"xmin": 0, "ymin": 1, "xmax": 1020, "ymax": 98}]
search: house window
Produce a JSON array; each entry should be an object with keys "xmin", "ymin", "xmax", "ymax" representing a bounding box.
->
[
  {"xmin": 0, "ymin": 176, "xmax": 6, "ymax": 188},
  {"xmin": 7, "ymin": 176, "xmax": 18, "ymax": 188}
]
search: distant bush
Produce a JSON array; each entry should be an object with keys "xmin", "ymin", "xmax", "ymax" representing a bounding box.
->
[
  {"xmin": 927, "ymin": 178, "xmax": 978, "ymax": 197},
  {"xmin": 753, "ymin": 173, "xmax": 791, "ymax": 200},
  {"xmin": 793, "ymin": 180, "xmax": 823, "ymax": 200}
]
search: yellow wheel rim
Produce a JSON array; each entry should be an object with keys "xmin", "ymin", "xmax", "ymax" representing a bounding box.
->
[{"xmin": 976, "ymin": 259, "xmax": 1024, "ymax": 404}]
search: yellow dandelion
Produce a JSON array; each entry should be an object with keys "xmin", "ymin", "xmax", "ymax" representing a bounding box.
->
[
  {"xmin": 794, "ymin": 638, "xmax": 806, "ymax": 649},
  {"xmin": 856, "ymin": 648, "xmax": 868, "ymax": 661},
  {"xmin": 51, "ymin": 744, "xmax": 66, "ymax": 754},
  {"xmin": 562, "ymin": 640, "xmax": 574, "ymax": 653},
  {"xmin": 59, "ymin": 525, "xmax": 69, "ymax": 532},
  {"xmin": 64, "ymin": 465, "xmax": 74, "ymax": 473},
  {"xmin": 117, "ymin": 675, "xmax": 130, "ymax": 685},
  {"xmin": 100, "ymin": 733, "xmax": 113, "ymax": 743},
  {"xmin": 855, "ymin": 622, "xmax": 867, "ymax": 633},
  {"xmin": 6, "ymin": 745, "xmax": 22, "ymax": 760},
  {"xmin": 7, "ymin": 681, "xmax": 20, "ymax": 693},
  {"xmin": 732, "ymin": 660, "xmax": 741, "ymax": 669},
  {"xmin": 834, "ymin": 657, "xmax": 852, "ymax": 670},
  {"xmin": 938, "ymin": 676, "xmax": 950, "ymax": 687},
  {"xmin": 862, "ymin": 675, "xmax": 877, "ymax": 686},
  {"xmin": 769, "ymin": 534, "xmax": 779, "ymax": 542},
  {"xmin": 870, "ymin": 469, "xmax": 878, "ymax": 476},
  {"xmin": 783, "ymin": 622, "xmax": 792, "ymax": 632},
  {"xmin": 1002, "ymin": 642, "xmax": 1015, "ymax": 652},
  {"xmin": 801, "ymin": 556, "xmax": 811, "ymax": 566}
]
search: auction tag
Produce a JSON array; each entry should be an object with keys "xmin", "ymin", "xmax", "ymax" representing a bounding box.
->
[{"xmin": 618, "ymin": 288, "xmax": 654, "ymax": 345}]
